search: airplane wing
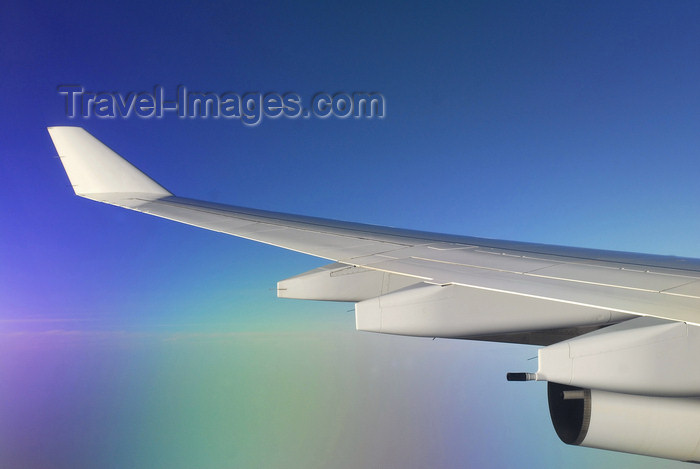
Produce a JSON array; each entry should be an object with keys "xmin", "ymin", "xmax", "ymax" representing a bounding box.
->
[
  {"xmin": 48, "ymin": 126, "xmax": 700, "ymax": 334},
  {"xmin": 48, "ymin": 126, "xmax": 700, "ymax": 462}
]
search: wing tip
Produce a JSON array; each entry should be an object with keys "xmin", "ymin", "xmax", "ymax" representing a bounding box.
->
[{"xmin": 48, "ymin": 126, "xmax": 172, "ymax": 198}]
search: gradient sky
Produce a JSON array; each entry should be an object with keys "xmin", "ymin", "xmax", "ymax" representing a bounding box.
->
[{"xmin": 2, "ymin": 1, "xmax": 700, "ymax": 468}]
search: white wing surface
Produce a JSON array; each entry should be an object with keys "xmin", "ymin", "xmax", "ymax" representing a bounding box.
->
[{"xmin": 48, "ymin": 126, "xmax": 700, "ymax": 339}]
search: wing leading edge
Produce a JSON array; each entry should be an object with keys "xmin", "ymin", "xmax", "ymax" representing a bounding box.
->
[{"xmin": 48, "ymin": 126, "xmax": 700, "ymax": 343}]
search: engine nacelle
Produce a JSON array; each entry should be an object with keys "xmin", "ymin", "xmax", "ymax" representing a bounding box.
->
[{"xmin": 548, "ymin": 382, "xmax": 700, "ymax": 462}]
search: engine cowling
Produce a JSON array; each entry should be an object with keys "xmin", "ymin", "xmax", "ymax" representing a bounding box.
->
[{"xmin": 548, "ymin": 382, "xmax": 700, "ymax": 462}]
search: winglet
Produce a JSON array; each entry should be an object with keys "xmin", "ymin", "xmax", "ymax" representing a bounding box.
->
[{"xmin": 47, "ymin": 126, "xmax": 171, "ymax": 198}]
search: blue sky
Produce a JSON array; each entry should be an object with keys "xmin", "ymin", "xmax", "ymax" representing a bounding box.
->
[{"xmin": 1, "ymin": 1, "xmax": 699, "ymax": 468}]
